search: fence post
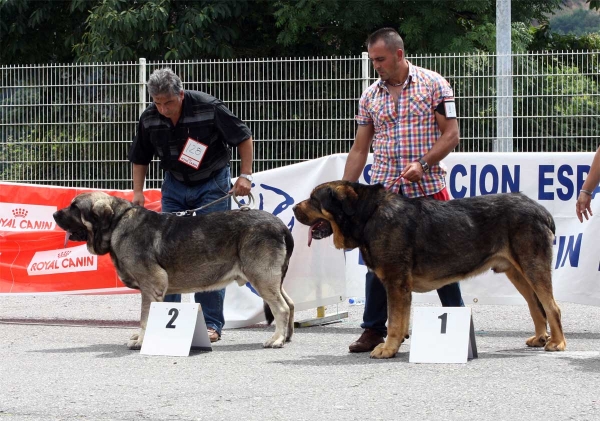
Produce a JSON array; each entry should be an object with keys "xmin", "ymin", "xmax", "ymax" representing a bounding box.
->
[
  {"xmin": 361, "ymin": 52, "xmax": 370, "ymax": 93},
  {"xmin": 495, "ymin": 0, "xmax": 513, "ymax": 152},
  {"xmin": 139, "ymin": 58, "xmax": 147, "ymax": 116},
  {"xmin": 138, "ymin": 58, "xmax": 147, "ymax": 190}
]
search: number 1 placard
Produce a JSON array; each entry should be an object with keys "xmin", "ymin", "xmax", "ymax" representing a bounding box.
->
[
  {"xmin": 409, "ymin": 307, "xmax": 477, "ymax": 364},
  {"xmin": 140, "ymin": 302, "xmax": 212, "ymax": 357}
]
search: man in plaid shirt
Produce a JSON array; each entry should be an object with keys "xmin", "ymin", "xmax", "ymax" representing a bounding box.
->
[{"xmin": 343, "ymin": 28, "xmax": 465, "ymax": 353}]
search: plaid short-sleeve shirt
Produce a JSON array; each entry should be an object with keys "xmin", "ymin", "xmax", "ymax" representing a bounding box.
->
[{"xmin": 355, "ymin": 62, "xmax": 455, "ymax": 197}]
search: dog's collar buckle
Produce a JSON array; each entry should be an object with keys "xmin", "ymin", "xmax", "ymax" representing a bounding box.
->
[{"xmin": 173, "ymin": 210, "xmax": 196, "ymax": 217}]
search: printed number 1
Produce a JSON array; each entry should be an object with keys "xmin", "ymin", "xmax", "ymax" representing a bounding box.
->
[
  {"xmin": 438, "ymin": 313, "xmax": 447, "ymax": 334},
  {"xmin": 166, "ymin": 308, "xmax": 179, "ymax": 329}
]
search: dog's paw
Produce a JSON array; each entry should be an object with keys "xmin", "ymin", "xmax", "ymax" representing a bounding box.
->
[
  {"xmin": 525, "ymin": 333, "xmax": 549, "ymax": 348},
  {"xmin": 369, "ymin": 343, "xmax": 398, "ymax": 359},
  {"xmin": 127, "ymin": 333, "xmax": 143, "ymax": 350},
  {"xmin": 544, "ymin": 339, "xmax": 566, "ymax": 352},
  {"xmin": 263, "ymin": 335, "xmax": 285, "ymax": 348}
]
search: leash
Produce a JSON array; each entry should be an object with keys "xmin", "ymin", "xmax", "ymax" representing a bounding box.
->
[
  {"xmin": 388, "ymin": 175, "xmax": 427, "ymax": 197},
  {"xmin": 172, "ymin": 192, "xmax": 255, "ymax": 217}
]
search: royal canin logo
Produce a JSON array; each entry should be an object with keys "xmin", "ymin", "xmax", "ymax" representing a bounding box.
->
[
  {"xmin": 0, "ymin": 203, "xmax": 56, "ymax": 232},
  {"xmin": 12, "ymin": 208, "xmax": 28, "ymax": 218},
  {"xmin": 27, "ymin": 245, "xmax": 97, "ymax": 276}
]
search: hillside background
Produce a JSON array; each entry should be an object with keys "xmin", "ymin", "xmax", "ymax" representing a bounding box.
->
[{"xmin": 549, "ymin": 0, "xmax": 600, "ymax": 35}]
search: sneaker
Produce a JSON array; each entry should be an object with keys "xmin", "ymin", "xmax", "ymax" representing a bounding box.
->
[{"xmin": 207, "ymin": 328, "xmax": 220, "ymax": 343}]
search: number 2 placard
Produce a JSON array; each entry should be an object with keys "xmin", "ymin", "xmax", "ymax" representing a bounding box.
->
[
  {"xmin": 140, "ymin": 302, "xmax": 212, "ymax": 356},
  {"xmin": 409, "ymin": 307, "xmax": 477, "ymax": 364}
]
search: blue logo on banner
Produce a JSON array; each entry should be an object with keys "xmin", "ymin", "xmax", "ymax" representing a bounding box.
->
[
  {"xmin": 539, "ymin": 165, "xmax": 599, "ymax": 201},
  {"xmin": 363, "ymin": 164, "xmax": 372, "ymax": 184},
  {"xmin": 554, "ymin": 234, "xmax": 582, "ymax": 269},
  {"xmin": 258, "ymin": 183, "xmax": 295, "ymax": 231},
  {"xmin": 449, "ymin": 165, "xmax": 520, "ymax": 198}
]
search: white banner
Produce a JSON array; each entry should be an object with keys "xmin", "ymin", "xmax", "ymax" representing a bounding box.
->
[
  {"xmin": 3, "ymin": 152, "xmax": 598, "ymax": 329},
  {"xmin": 224, "ymin": 155, "xmax": 348, "ymax": 327}
]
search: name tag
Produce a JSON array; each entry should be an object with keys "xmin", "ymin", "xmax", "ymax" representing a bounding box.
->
[
  {"xmin": 444, "ymin": 97, "xmax": 457, "ymax": 119},
  {"xmin": 178, "ymin": 138, "xmax": 208, "ymax": 170}
]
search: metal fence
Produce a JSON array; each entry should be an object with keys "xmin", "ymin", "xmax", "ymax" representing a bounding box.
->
[{"xmin": 1, "ymin": 51, "xmax": 599, "ymax": 190}]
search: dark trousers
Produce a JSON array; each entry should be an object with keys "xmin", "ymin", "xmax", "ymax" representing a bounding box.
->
[{"xmin": 361, "ymin": 270, "xmax": 464, "ymax": 336}]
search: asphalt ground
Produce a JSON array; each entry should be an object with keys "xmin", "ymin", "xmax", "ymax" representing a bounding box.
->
[{"xmin": 1, "ymin": 294, "xmax": 599, "ymax": 421}]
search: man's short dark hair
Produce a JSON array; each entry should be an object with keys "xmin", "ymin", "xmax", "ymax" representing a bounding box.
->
[
  {"xmin": 147, "ymin": 68, "xmax": 183, "ymax": 97},
  {"xmin": 367, "ymin": 28, "xmax": 405, "ymax": 52}
]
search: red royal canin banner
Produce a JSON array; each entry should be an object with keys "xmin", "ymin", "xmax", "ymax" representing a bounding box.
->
[{"xmin": 0, "ymin": 183, "xmax": 161, "ymax": 294}]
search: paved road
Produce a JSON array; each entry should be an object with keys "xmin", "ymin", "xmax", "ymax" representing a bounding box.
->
[{"xmin": 1, "ymin": 294, "xmax": 599, "ymax": 421}]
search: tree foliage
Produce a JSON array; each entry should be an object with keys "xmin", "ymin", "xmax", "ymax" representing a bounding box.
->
[
  {"xmin": 550, "ymin": 7, "xmax": 600, "ymax": 36},
  {"xmin": 587, "ymin": 0, "xmax": 600, "ymax": 11},
  {"xmin": 3, "ymin": 0, "xmax": 591, "ymax": 65},
  {"xmin": 72, "ymin": 0, "xmax": 249, "ymax": 62},
  {"xmin": 271, "ymin": 0, "xmax": 563, "ymax": 55},
  {"xmin": 0, "ymin": 0, "xmax": 88, "ymax": 64},
  {"xmin": 529, "ymin": 24, "xmax": 600, "ymax": 51}
]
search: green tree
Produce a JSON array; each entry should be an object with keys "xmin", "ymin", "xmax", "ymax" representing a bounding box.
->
[
  {"xmin": 5, "ymin": 0, "xmax": 596, "ymax": 64},
  {"xmin": 0, "ymin": 0, "xmax": 90, "ymax": 64},
  {"xmin": 73, "ymin": 0, "xmax": 251, "ymax": 61},
  {"xmin": 272, "ymin": 0, "xmax": 563, "ymax": 55},
  {"xmin": 550, "ymin": 8, "xmax": 600, "ymax": 36}
]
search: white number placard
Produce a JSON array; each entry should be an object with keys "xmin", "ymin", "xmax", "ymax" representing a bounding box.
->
[
  {"xmin": 444, "ymin": 98, "xmax": 457, "ymax": 118},
  {"xmin": 140, "ymin": 302, "xmax": 212, "ymax": 356},
  {"xmin": 178, "ymin": 138, "xmax": 208, "ymax": 169},
  {"xmin": 409, "ymin": 307, "xmax": 477, "ymax": 364}
]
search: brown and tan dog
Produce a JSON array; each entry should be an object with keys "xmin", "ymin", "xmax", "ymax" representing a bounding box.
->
[{"xmin": 293, "ymin": 180, "xmax": 566, "ymax": 358}]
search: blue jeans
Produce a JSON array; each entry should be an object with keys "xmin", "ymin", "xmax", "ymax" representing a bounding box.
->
[
  {"xmin": 361, "ymin": 271, "xmax": 464, "ymax": 336},
  {"xmin": 161, "ymin": 167, "xmax": 231, "ymax": 335}
]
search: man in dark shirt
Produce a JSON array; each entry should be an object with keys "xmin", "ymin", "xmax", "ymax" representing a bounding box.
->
[{"xmin": 129, "ymin": 67, "xmax": 254, "ymax": 342}]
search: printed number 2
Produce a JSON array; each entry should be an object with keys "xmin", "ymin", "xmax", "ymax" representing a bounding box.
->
[
  {"xmin": 166, "ymin": 308, "xmax": 179, "ymax": 329},
  {"xmin": 438, "ymin": 313, "xmax": 447, "ymax": 334}
]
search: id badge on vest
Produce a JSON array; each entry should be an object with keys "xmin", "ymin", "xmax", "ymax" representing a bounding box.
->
[{"xmin": 178, "ymin": 138, "xmax": 208, "ymax": 170}]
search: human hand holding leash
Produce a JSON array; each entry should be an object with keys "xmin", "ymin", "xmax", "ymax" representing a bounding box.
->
[
  {"xmin": 231, "ymin": 176, "xmax": 252, "ymax": 197},
  {"xmin": 132, "ymin": 191, "xmax": 145, "ymax": 207},
  {"xmin": 400, "ymin": 161, "xmax": 424, "ymax": 182}
]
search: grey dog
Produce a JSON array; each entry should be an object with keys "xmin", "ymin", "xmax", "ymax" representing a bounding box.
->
[{"xmin": 53, "ymin": 191, "xmax": 295, "ymax": 349}]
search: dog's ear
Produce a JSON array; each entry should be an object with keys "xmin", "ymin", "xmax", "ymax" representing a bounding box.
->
[
  {"xmin": 79, "ymin": 196, "xmax": 114, "ymax": 255},
  {"xmin": 334, "ymin": 184, "xmax": 358, "ymax": 216}
]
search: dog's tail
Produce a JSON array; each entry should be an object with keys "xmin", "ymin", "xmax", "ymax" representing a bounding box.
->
[
  {"xmin": 281, "ymin": 228, "xmax": 294, "ymax": 283},
  {"xmin": 547, "ymin": 213, "xmax": 556, "ymax": 235},
  {"xmin": 263, "ymin": 228, "xmax": 295, "ymax": 326},
  {"xmin": 539, "ymin": 202, "xmax": 556, "ymax": 235}
]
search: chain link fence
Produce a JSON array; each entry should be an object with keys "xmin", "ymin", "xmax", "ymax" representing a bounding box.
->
[{"xmin": 1, "ymin": 51, "xmax": 599, "ymax": 189}]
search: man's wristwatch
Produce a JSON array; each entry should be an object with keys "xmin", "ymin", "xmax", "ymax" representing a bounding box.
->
[
  {"xmin": 239, "ymin": 174, "xmax": 253, "ymax": 182},
  {"xmin": 418, "ymin": 158, "xmax": 430, "ymax": 173}
]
